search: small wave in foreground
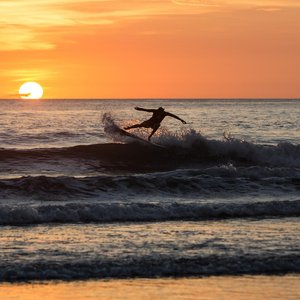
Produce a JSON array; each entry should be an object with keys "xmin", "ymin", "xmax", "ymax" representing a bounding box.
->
[
  {"xmin": 0, "ymin": 252, "xmax": 299, "ymax": 281},
  {"xmin": 0, "ymin": 200, "xmax": 299, "ymax": 226}
]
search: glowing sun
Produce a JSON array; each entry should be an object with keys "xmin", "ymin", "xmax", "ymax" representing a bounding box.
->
[{"xmin": 19, "ymin": 82, "xmax": 44, "ymax": 99}]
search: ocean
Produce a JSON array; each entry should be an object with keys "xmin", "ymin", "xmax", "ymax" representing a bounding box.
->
[{"xmin": 0, "ymin": 99, "xmax": 299, "ymax": 298}]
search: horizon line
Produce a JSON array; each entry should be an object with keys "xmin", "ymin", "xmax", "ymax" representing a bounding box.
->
[{"xmin": 1, "ymin": 97, "xmax": 300, "ymax": 101}]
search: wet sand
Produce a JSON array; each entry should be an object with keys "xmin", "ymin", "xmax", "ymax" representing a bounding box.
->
[{"xmin": 1, "ymin": 276, "xmax": 299, "ymax": 300}]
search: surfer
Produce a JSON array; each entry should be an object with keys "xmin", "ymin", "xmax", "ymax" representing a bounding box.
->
[{"xmin": 124, "ymin": 107, "xmax": 187, "ymax": 141}]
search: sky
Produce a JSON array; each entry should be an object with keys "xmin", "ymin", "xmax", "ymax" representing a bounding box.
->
[{"xmin": 0, "ymin": 0, "xmax": 299, "ymax": 99}]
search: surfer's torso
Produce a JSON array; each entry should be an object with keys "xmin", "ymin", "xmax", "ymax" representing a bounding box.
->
[{"xmin": 142, "ymin": 110, "xmax": 167, "ymax": 128}]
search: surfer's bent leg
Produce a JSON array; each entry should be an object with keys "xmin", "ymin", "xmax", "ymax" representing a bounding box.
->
[
  {"xmin": 125, "ymin": 119, "xmax": 152, "ymax": 130},
  {"xmin": 148, "ymin": 124, "xmax": 160, "ymax": 141},
  {"xmin": 124, "ymin": 124, "xmax": 142, "ymax": 130}
]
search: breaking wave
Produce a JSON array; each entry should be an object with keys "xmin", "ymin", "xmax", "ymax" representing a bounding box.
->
[
  {"xmin": 102, "ymin": 112, "xmax": 300, "ymax": 167},
  {"xmin": 0, "ymin": 114, "xmax": 299, "ymax": 171},
  {"xmin": 1, "ymin": 253, "xmax": 299, "ymax": 281},
  {"xmin": 0, "ymin": 200, "xmax": 300, "ymax": 226}
]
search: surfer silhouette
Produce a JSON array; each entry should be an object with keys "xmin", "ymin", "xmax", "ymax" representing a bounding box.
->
[{"xmin": 124, "ymin": 107, "xmax": 187, "ymax": 141}]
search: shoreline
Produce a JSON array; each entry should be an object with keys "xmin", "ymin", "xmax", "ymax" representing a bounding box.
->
[{"xmin": 1, "ymin": 275, "xmax": 299, "ymax": 300}]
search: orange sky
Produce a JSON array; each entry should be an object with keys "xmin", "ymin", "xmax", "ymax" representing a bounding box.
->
[{"xmin": 1, "ymin": 0, "xmax": 300, "ymax": 98}]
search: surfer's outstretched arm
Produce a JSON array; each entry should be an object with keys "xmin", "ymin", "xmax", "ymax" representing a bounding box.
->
[
  {"xmin": 166, "ymin": 112, "xmax": 187, "ymax": 124},
  {"xmin": 135, "ymin": 107, "xmax": 156, "ymax": 113}
]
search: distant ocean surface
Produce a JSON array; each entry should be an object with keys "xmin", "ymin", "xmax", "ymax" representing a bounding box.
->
[{"xmin": 0, "ymin": 99, "xmax": 299, "ymax": 282}]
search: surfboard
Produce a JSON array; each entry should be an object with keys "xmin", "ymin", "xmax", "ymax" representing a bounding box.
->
[{"xmin": 116, "ymin": 127, "xmax": 166, "ymax": 149}]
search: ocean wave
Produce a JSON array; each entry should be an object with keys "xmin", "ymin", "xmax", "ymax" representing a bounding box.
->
[
  {"xmin": 0, "ymin": 200, "xmax": 299, "ymax": 226},
  {"xmin": 1, "ymin": 139, "xmax": 300, "ymax": 171},
  {"xmin": 0, "ymin": 114, "xmax": 299, "ymax": 171},
  {"xmin": 0, "ymin": 167, "xmax": 299, "ymax": 199},
  {"xmin": 102, "ymin": 112, "xmax": 300, "ymax": 167},
  {"xmin": 0, "ymin": 253, "xmax": 299, "ymax": 281}
]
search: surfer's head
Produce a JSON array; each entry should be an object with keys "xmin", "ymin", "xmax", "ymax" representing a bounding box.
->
[{"xmin": 158, "ymin": 107, "xmax": 164, "ymax": 111}]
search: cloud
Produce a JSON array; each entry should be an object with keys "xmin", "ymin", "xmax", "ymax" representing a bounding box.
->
[
  {"xmin": 0, "ymin": 26, "xmax": 56, "ymax": 51},
  {"xmin": 256, "ymin": 7, "xmax": 282, "ymax": 12},
  {"xmin": 7, "ymin": 68, "xmax": 57, "ymax": 82},
  {"xmin": 0, "ymin": 0, "xmax": 214, "ymax": 50},
  {"xmin": 172, "ymin": 0, "xmax": 219, "ymax": 6},
  {"xmin": 0, "ymin": 0, "xmax": 299, "ymax": 51},
  {"xmin": 172, "ymin": 0, "xmax": 300, "ymax": 8}
]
